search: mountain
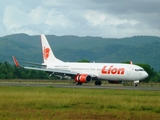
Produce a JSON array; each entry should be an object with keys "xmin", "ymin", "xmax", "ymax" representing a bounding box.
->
[{"xmin": 0, "ymin": 33, "xmax": 160, "ymax": 71}]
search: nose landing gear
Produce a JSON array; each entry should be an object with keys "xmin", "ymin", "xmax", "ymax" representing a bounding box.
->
[{"xmin": 134, "ymin": 80, "xmax": 139, "ymax": 87}]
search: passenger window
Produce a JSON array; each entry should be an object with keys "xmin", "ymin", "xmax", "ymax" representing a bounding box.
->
[{"xmin": 135, "ymin": 69, "xmax": 144, "ymax": 71}]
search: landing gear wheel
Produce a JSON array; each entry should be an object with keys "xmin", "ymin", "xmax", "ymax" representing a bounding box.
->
[
  {"xmin": 95, "ymin": 80, "xmax": 101, "ymax": 86},
  {"xmin": 76, "ymin": 82, "xmax": 82, "ymax": 85},
  {"xmin": 134, "ymin": 84, "xmax": 138, "ymax": 87}
]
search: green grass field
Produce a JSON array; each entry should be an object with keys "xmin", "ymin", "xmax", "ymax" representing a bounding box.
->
[{"xmin": 0, "ymin": 86, "xmax": 160, "ymax": 120}]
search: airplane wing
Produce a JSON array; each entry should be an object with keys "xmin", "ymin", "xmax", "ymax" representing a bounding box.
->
[
  {"xmin": 12, "ymin": 56, "xmax": 78, "ymax": 76},
  {"xmin": 24, "ymin": 66, "xmax": 78, "ymax": 75},
  {"xmin": 12, "ymin": 56, "xmax": 45, "ymax": 67},
  {"xmin": 18, "ymin": 61, "xmax": 47, "ymax": 67}
]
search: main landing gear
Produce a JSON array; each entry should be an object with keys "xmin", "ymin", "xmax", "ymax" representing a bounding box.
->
[
  {"xmin": 76, "ymin": 82, "xmax": 82, "ymax": 85},
  {"xmin": 95, "ymin": 80, "xmax": 101, "ymax": 85},
  {"xmin": 76, "ymin": 80, "xmax": 102, "ymax": 85}
]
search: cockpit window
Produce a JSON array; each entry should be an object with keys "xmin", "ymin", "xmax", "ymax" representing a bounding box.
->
[{"xmin": 135, "ymin": 69, "xmax": 144, "ymax": 71}]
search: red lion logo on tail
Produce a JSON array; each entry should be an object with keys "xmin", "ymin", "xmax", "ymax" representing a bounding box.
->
[{"xmin": 43, "ymin": 47, "xmax": 50, "ymax": 60}]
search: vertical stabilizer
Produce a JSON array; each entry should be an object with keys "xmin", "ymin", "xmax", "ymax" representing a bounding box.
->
[{"xmin": 41, "ymin": 34, "xmax": 63, "ymax": 64}]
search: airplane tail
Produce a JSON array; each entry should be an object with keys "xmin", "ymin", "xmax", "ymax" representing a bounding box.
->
[{"xmin": 41, "ymin": 34, "xmax": 63, "ymax": 64}]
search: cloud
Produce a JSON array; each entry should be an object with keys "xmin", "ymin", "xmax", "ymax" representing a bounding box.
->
[
  {"xmin": 3, "ymin": 5, "xmax": 30, "ymax": 29},
  {"xmin": 2, "ymin": 3, "xmax": 74, "ymax": 36},
  {"xmin": 1, "ymin": 0, "xmax": 160, "ymax": 38}
]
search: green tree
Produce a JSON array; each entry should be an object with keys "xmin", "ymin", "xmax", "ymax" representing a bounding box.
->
[
  {"xmin": 12, "ymin": 66, "xmax": 22, "ymax": 78},
  {"xmin": 78, "ymin": 59, "xmax": 90, "ymax": 62},
  {"xmin": 151, "ymin": 72, "xmax": 160, "ymax": 82},
  {"xmin": 0, "ymin": 61, "xmax": 14, "ymax": 79}
]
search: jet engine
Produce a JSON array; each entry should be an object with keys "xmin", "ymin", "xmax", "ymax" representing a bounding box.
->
[
  {"xmin": 108, "ymin": 80, "xmax": 123, "ymax": 84},
  {"xmin": 74, "ymin": 74, "xmax": 92, "ymax": 83}
]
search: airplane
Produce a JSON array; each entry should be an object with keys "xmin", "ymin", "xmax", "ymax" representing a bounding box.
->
[{"xmin": 12, "ymin": 34, "xmax": 148, "ymax": 86}]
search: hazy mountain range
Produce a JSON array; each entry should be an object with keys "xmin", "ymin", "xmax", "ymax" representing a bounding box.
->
[{"xmin": 0, "ymin": 33, "xmax": 160, "ymax": 71}]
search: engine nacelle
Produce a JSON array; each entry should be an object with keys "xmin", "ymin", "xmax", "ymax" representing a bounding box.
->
[
  {"xmin": 108, "ymin": 80, "xmax": 123, "ymax": 84},
  {"xmin": 74, "ymin": 74, "xmax": 92, "ymax": 83}
]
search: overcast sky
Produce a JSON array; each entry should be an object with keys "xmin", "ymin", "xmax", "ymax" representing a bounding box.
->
[{"xmin": 0, "ymin": 0, "xmax": 160, "ymax": 38}]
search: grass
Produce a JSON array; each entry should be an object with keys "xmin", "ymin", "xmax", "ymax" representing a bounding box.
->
[
  {"xmin": 0, "ymin": 86, "xmax": 160, "ymax": 120},
  {"xmin": 1, "ymin": 79, "xmax": 160, "ymax": 87}
]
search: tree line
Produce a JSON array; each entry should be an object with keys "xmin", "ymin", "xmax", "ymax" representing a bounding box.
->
[
  {"xmin": 0, "ymin": 61, "xmax": 160, "ymax": 82},
  {"xmin": 0, "ymin": 62, "xmax": 49, "ymax": 79}
]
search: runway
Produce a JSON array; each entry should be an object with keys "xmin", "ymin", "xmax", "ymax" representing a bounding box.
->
[{"xmin": 0, "ymin": 82, "xmax": 160, "ymax": 91}]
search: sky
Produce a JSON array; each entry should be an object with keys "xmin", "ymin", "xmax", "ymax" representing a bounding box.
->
[{"xmin": 0, "ymin": 0, "xmax": 160, "ymax": 38}]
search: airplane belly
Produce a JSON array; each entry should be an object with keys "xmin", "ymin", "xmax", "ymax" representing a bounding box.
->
[
  {"xmin": 100, "ymin": 74, "xmax": 119, "ymax": 80},
  {"xmin": 99, "ymin": 73, "xmax": 135, "ymax": 81}
]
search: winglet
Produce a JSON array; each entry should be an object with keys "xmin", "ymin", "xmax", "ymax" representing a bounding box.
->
[{"xmin": 12, "ymin": 56, "xmax": 20, "ymax": 67}]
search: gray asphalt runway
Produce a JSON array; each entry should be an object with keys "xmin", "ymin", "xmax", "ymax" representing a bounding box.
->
[{"xmin": 0, "ymin": 82, "xmax": 160, "ymax": 91}]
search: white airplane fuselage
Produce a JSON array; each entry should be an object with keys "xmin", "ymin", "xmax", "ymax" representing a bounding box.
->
[{"xmin": 47, "ymin": 62, "xmax": 148, "ymax": 81}]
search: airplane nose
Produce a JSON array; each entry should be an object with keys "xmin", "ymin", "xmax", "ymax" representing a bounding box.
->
[
  {"xmin": 139, "ymin": 71, "xmax": 149, "ymax": 80},
  {"xmin": 144, "ymin": 72, "xmax": 149, "ymax": 79}
]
